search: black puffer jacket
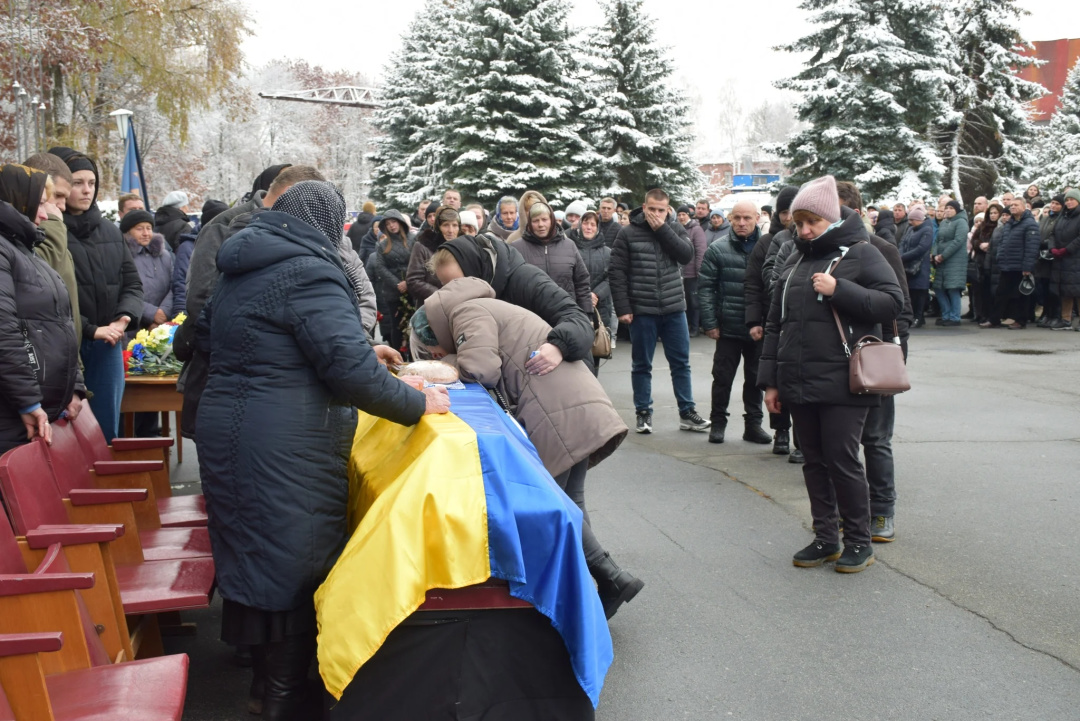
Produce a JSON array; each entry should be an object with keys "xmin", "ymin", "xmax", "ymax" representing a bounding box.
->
[
  {"xmin": 406, "ymin": 228, "xmax": 450, "ymax": 304},
  {"xmin": 367, "ymin": 232, "xmax": 413, "ymax": 299},
  {"xmin": 195, "ymin": 211, "xmax": 426, "ymax": 611},
  {"xmin": 873, "ymin": 212, "xmax": 897, "ymax": 245},
  {"xmin": 511, "ymin": 225, "xmax": 592, "ymax": 313},
  {"xmin": 699, "ymin": 228, "xmax": 759, "ymax": 341},
  {"xmin": 0, "ymin": 202, "xmax": 83, "ymax": 453},
  {"xmin": 996, "ymin": 209, "xmax": 1040, "ymax": 273},
  {"xmin": 444, "ymin": 234, "xmax": 594, "ymax": 362},
  {"xmin": 1051, "ymin": 204, "xmax": 1080, "ymax": 297},
  {"xmin": 569, "ymin": 226, "xmax": 613, "ymax": 324},
  {"xmin": 347, "ymin": 211, "xmax": 375, "ymax": 255},
  {"xmin": 758, "ymin": 209, "xmax": 905, "ymax": 408},
  {"xmin": 154, "ymin": 204, "xmax": 193, "ymax": 253},
  {"xmin": 609, "ymin": 208, "xmax": 693, "ymax": 317},
  {"xmin": 64, "ymin": 207, "xmax": 144, "ymax": 341},
  {"xmin": 598, "ymin": 218, "xmax": 621, "ymax": 248},
  {"xmin": 745, "ymin": 216, "xmax": 786, "ymax": 328},
  {"xmin": 763, "ymin": 227, "xmax": 795, "ymax": 295}
]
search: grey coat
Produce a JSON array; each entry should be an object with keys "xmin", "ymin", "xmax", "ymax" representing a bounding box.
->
[
  {"xmin": 126, "ymin": 234, "xmax": 174, "ymax": 329},
  {"xmin": 511, "ymin": 227, "xmax": 593, "ymax": 313}
]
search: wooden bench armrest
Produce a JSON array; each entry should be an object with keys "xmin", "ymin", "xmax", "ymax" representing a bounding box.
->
[
  {"xmin": 0, "ymin": 572, "xmax": 95, "ymax": 596},
  {"xmin": 24, "ymin": 525, "xmax": 124, "ymax": 549},
  {"xmin": 68, "ymin": 488, "xmax": 148, "ymax": 505},
  {"xmin": 94, "ymin": 460, "xmax": 164, "ymax": 475},
  {"xmin": 0, "ymin": 632, "xmax": 63, "ymax": 657},
  {"xmin": 111, "ymin": 437, "xmax": 174, "ymax": 451}
]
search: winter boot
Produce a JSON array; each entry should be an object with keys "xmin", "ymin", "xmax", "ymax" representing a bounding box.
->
[
  {"xmin": 261, "ymin": 633, "xmax": 317, "ymax": 721},
  {"xmin": 772, "ymin": 429, "xmax": 790, "ymax": 455},
  {"xmin": 708, "ymin": 422, "xmax": 726, "ymax": 444},
  {"xmin": 249, "ymin": 644, "xmax": 267, "ymax": 715},
  {"xmin": 589, "ymin": 553, "xmax": 645, "ymax": 620},
  {"xmin": 743, "ymin": 422, "xmax": 772, "ymax": 444}
]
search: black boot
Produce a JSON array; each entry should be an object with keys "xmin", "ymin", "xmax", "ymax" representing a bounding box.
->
[
  {"xmin": 772, "ymin": 429, "xmax": 790, "ymax": 455},
  {"xmin": 261, "ymin": 633, "xmax": 317, "ymax": 721},
  {"xmin": 589, "ymin": 553, "xmax": 644, "ymax": 620},
  {"xmin": 708, "ymin": 423, "xmax": 726, "ymax": 444},
  {"xmin": 249, "ymin": 644, "xmax": 267, "ymax": 715},
  {"xmin": 743, "ymin": 422, "xmax": 772, "ymax": 444}
]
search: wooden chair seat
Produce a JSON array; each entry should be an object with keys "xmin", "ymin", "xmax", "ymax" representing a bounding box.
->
[
  {"xmin": 156, "ymin": 496, "xmax": 206, "ymax": 529},
  {"xmin": 41, "ymin": 652, "xmax": 189, "ymax": 721}
]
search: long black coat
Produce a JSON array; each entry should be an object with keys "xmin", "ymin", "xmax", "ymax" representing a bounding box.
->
[
  {"xmin": 758, "ymin": 209, "xmax": 905, "ymax": 408},
  {"xmin": 0, "ymin": 202, "xmax": 83, "ymax": 453},
  {"xmin": 609, "ymin": 208, "xmax": 694, "ymax": 317},
  {"xmin": 1051, "ymin": 205, "xmax": 1080, "ymax": 298},
  {"xmin": 569, "ymin": 227, "xmax": 613, "ymax": 324},
  {"xmin": 64, "ymin": 205, "xmax": 144, "ymax": 341},
  {"xmin": 996, "ymin": 210, "xmax": 1040, "ymax": 273},
  {"xmin": 195, "ymin": 211, "xmax": 426, "ymax": 611}
]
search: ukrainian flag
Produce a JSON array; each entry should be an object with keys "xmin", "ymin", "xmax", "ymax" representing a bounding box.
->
[{"xmin": 315, "ymin": 384, "xmax": 613, "ymax": 707}]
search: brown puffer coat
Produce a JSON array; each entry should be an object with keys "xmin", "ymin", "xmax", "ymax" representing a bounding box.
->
[{"xmin": 424, "ymin": 277, "xmax": 627, "ymax": 477}]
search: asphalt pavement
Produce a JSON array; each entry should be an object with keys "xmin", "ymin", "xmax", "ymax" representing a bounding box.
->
[{"xmin": 171, "ymin": 320, "xmax": 1080, "ymax": 720}]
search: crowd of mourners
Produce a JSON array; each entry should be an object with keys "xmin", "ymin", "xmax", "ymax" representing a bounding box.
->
[{"xmin": 1, "ymin": 146, "xmax": 1075, "ymax": 718}]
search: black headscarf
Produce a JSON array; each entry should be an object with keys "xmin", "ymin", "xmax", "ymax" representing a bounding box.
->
[
  {"xmin": 0, "ymin": 164, "xmax": 48, "ymax": 223},
  {"xmin": 271, "ymin": 180, "xmax": 347, "ymax": 244},
  {"xmin": 247, "ymin": 164, "xmax": 292, "ymax": 201},
  {"xmin": 444, "ymin": 236, "xmax": 492, "ymax": 281}
]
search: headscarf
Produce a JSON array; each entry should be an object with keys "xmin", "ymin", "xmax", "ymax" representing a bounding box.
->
[
  {"xmin": 444, "ymin": 236, "xmax": 491, "ymax": 281},
  {"xmin": 271, "ymin": 180, "xmax": 347, "ymax": 244},
  {"xmin": 0, "ymin": 164, "xmax": 48, "ymax": 223}
]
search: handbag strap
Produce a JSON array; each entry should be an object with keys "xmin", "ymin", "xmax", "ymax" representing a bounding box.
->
[{"xmin": 823, "ymin": 243, "xmax": 901, "ymax": 356}]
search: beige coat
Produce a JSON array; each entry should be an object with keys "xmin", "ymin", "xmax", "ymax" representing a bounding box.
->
[{"xmin": 425, "ymin": 277, "xmax": 627, "ymax": 477}]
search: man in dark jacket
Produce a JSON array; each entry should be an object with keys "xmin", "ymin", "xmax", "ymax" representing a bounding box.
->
[
  {"xmin": 610, "ymin": 189, "xmax": 709, "ymax": 434},
  {"xmin": 892, "ymin": 203, "xmax": 909, "ymax": 242},
  {"xmin": 873, "ymin": 205, "xmax": 898, "ymax": 244},
  {"xmin": 838, "ymin": 181, "xmax": 913, "ymax": 542},
  {"xmin": 50, "ymin": 146, "xmax": 143, "ymax": 442},
  {"xmin": 597, "ymin": 197, "xmax": 621, "ymax": 247},
  {"xmin": 982, "ymin": 197, "xmax": 1040, "ymax": 329},
  {"xmin": 699, "ymin": 200, "xmax": 772, "ymax": 446},
  {"xmin": 678, "ymin": 205, "xmax": 708, "ymax": 336},
  {"xmin": 347, "ymin": 201, "xmax": 376, "ymax": 256},
  {"xmin": 695, "ymin": 199, "xmax": 712, "ymax": 230}
]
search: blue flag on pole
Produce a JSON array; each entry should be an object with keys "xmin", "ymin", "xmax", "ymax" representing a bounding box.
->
[{"xmin": 120, "ymin": 122, "xmax": 149, "ymax": 202}]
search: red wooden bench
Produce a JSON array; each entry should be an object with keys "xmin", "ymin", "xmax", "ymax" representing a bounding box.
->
[{"xmin": 70, "ymin": 401, "xmax": 206, "ymax": 529}]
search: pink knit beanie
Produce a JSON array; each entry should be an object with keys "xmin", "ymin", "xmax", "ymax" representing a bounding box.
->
[
  {"xmin": 790, "ymin": 175, "xmax": 842, "ymax": 224},
  {"xmin": 908, "ymin": 207, "xmax": 927, "ymax": 222}
]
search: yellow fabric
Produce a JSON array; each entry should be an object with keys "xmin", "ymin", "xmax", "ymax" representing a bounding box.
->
[{"xmin": 314, "ymin": 410, "xmax": 491, "ymax": 700}]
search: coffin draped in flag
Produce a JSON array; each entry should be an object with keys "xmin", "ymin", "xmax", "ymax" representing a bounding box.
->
[{"xmin": 315, "ymin": 384, "xmax": 613, "ymax": 707}]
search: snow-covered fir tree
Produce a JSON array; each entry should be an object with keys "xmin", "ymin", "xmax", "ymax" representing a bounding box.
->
[
  {"xmin": 585, "ymin": 0, "xmax": 699, "ymax": 202},
  {"xmin": 1034, "ymin": 59, "xmax": 1080, "ymax": 191},
  {"xmin": 774, "ymin": 0, "xmax": 944, "ymax": 201},
  {"xmin": 937, "ymin": 0, "xmax": 1045, "ymax": 202},
  {"xmin": 367, "ymin": 0, "xmax": 457, "ymax": 209},
  {"xmin": 440, "ymin": 0, "xmax": 602, "ymax": 207}
]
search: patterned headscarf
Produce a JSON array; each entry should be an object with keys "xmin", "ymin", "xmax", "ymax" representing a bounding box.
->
[{"xmin": 271, "ymin": 180, "xmax": 347, "ymax": 243}]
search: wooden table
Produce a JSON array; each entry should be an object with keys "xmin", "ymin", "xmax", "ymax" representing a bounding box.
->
[{"xmin": 120, "ymin": 375, "xmax": 183, "ymax": 463}]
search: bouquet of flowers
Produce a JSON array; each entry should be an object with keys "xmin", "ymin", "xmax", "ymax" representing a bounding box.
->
[{"xmin": 125, "ymin": 312, "xmax": 187, "ymax": 376}]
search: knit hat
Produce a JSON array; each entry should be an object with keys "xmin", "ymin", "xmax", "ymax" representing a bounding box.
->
[
  {"xmin": 553, "ymin": 210, "xmax": 565, "ymax": 222},
  {"xmin": 362, "ymin": 201, "xmax": 376, "ymax": 214},
  {"xmin": 425, "ymin": 200, "xmax": 441, "ymax": 219},
  {"xmin": 945, "ymin": 199, "xmax": 963, "ymax": 215},
  {"xmin": 1052, "ymin": 194, "xmax": 1066, "ymax": 206},
  {"xmin": 790, "ymin": 176, "xmax": 841, "ymax": 224},
  {"xmin": 709, "ymin": 209, "xmax": 724, "ymax": 218},
  {"xmin": 458, "ymin": 210, "xmax": 478, "ymax": 230},
  {"xmin": 250, "ymin": 164, "xmax": 291, "ymax": 197},
  {"xmin": 775, "ymin": 185, "xmax": 799, "ymax": 215},
  {"xmin": 201, "ymin": 199, "xmax": 228, "ymax": 226},
  {"xmin": 564, "ymin": 200, "xmax": 588, "ymax": 217},
  {"xmin": 1065, "ymin": 189, "xmax": 1080, "ymax": 204},
  {"xmin": 676, "ymin": 204, "xmax": 693, "ymax": 216},
  {"xmin": 120, "ymin": 209, "xmax": 155, "ymax": 234},
  {"xmin": 162, "ymin": 190, "xmax": 188, "ymax": 208},
  {"xmin": 908, "ymin": 207, "xmax": 927, "ymax": 222}
]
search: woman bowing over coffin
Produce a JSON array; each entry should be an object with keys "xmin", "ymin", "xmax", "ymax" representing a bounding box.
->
[{"xmin": 195, "ymin": 180, "xmax": 450, "ymax": 721}]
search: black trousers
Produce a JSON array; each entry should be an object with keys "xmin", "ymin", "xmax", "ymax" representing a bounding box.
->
[
  {"xmin": 709, "ymin": 337, "xmax": 763, "ymax": 426},
  {"xmin": 683, "ymin": 277, "xmax": 700, "ymax": 334},
  {"xmin": 991, "ymin": 271, "xmax": 1027, "ymax": 326},
  {"xmin": 861, "ymin": 395, "xmax": 896, "ymax": 517},
  {"xmin": 909, "ymin": 286, "xmax": 929, "ymax": 322},
  {"xmin": 789, "ymin": 403, "xmax": 871, "ymax": 547},
  {"xmin": 768, "ymin": 407, "xmax": 791, "ymax": 432}
]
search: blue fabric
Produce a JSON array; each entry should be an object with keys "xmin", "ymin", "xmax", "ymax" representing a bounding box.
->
[
  {"xmin": 80, "ymin": 338, "xmax": 125, "ymax": 442},
  {"xmin": 448, "ymin": 385, "xmax": 613, "ymax": 708},
  {"xmin": 629, "ymin": 312, "xmax": 695, "ymax": 414},
  {"xmin": 937, "ymin": 287, "xmax": 962, "ymax": 321},
  {"xmin": 18, "ymin": 403, "xmax": 41, "ymax": 415}
]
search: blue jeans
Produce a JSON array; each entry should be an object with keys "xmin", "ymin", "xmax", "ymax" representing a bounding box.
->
[
  {"xmin": 937, "ymin": 287, "xmax": 962, "ymax": 321},
  {"xmin": 81, "ymin": 339, "xmax": 125, "ymax": 442},
  {"xmin": 628, "ymin": 312, "xmax": 696, "ymax": 415}
]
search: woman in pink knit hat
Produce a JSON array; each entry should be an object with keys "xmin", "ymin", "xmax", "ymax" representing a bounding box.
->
[{"xmin": 756, "ymin": 175, "xmax": 905, "ymax": 573}]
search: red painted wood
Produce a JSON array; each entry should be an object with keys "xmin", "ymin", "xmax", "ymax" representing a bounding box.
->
[
  {"xmin": 67, "ymin": 489, "xmax": 148, "ymax": 506},
  {"xmin": 109, "ymin": 437, "xmax": 174, "ymax": 451},
  {"xmin": 93, "ymin": 460, "xmax": 164, "ymax": 475},
  {"xmin": 113, "ymin": 560, "xmax": 215, "ymax": 614},
  {"xmin": 0, "ymin": 632, "xmax": 63, "ymax": 657},
  {"xmin": 418, "ymin": 581, "xmax": 533, "ymax": 611},
  {"xmin": 23, "ymin": 526, "xmax": 124, "ymax": 550},
  {"xmin": 45, "ymin": 654, "xmax": 189, "ymax": 721}
]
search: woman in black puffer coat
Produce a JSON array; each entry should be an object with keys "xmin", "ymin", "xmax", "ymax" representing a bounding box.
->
[
  {"xmin": 49, "ymin": 147, "xmax": 143, "ymax": 443},
  {"xmin": 1050, "ymin": 190, "xmax": 1080, "ymax": 326},
  {"xmin": 0, "ymin": 164, "xmax": 84, "ymax": 454},
  {"xmin": 510, "ymin": 202, "xmax": 593, "ymax": 314},
  {"xmin": 196, "ymin": 181, "xmax": 447, "ymax": 719},
  {"xmin": 570, "ymin": 210, "xmax": 612, "ymax": 374},
  {"xmin": 759, "ymin": 177, "xmax": 903, "ymax": 574},
  {"xmin": 366, "ymin": 209, "xmax": 414, "ymax": 353}
]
